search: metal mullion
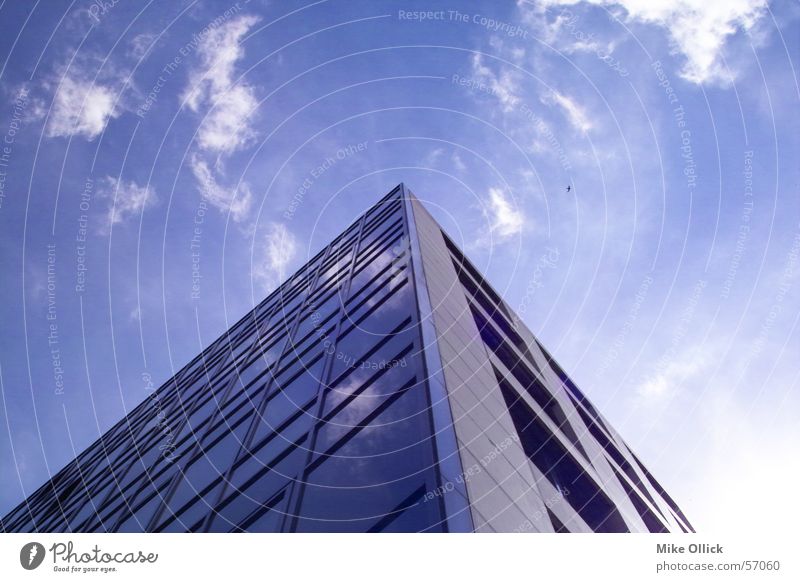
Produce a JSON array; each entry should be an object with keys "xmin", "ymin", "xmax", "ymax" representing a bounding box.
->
[
  {"xmin": 137, "ymin": 291, "xmax": 288, "ymax": 533},
  {"xmin": 401, "ymin": 186, "xmax": 474, "ymax": 532},
  {"xmin": 196, "ymin": 240, "xmax": 336, "ymax": 532},
  {"xmin": 93, "ymin": 355, "xmax": 224, "ymax": 532},
  {"xmin": 286, "ymin": 199, "xmax": 391, "ymax": 531},
  {"xmin": 18, "ymin": 378, "xmax": 160, "ymax": 530},
  {"xmin": 103, "ymin": 396, "xmax": 204, "ymax": 532},
  {"xmin": 136, "ymin": 311, "xmax": 283, "ymax": 532}
]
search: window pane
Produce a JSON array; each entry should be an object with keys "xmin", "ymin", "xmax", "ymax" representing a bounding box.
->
[
  {"xmin": 249, "ymin": 356, "xmax": 324, "ymax": 447},
  {"xmin": 498, "ymin": 375, "xmax": 629, "ymax": 533},
  {"xmin": 208, "ymin": 446, "xmax": 306, "ymax": 532},
  {"xmin": 296, "ymin": 382, "xmax": 441, "ymax": 532}
]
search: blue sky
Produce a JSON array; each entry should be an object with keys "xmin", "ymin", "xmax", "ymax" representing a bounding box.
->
[{"xmin": 0, "ymin": 0, "xmax": 798, "ymax": 532}]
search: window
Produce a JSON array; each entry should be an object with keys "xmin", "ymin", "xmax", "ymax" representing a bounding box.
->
[
  {"xmin": 444, "ymin": 233, "xmax": 514, "ymax": 322},
  {"xmin": 351, "ymin": 229, "xmax": 405, "ymax": 287},
  {"xmin": 296, "ymin": 381, "xmax": 442, "ymax": 532},
  {"xmin": 629, "ymin": 450, "xmax": 694, "ymax": 531},
  {"xmin": 322, "ymin": 343, "xmax": 415, "ymax": 420},
  {"xmin": 547, "ymin": 508, "xmax": 569, "ymax": 533},
  {"xmin": 233, "ymin": 489, "xmax": 288, "ymax": 532},
  {"xmin": 608, "ymin": 465, "xmax": 668, "ymax": 532},
  {"xmin": 229, "ymin": 338, "xmax": 285, "ymax": 393},
  {"xmin": 154, "ymin": 425, "xmax": 249, "ymax": 530},
  {"xmin": 473, "ymin": 304, "xmax": 589, "ymax": 462},
  {"xmin": 497, "ymin": 373, "xmax": 629, "ymax": 533},
  {"xmin": 566, "ymin": 391, "xmax": 664, "ymax": 517},
  {"xmin": 247, "ymin": 354, "xmax": 324, "ymax": 448},
  {"xmin": 330, "ymin": 314, "xmax": 416, "ymax": 385},
  {"xmin": 295, "ymin": 291, "xmax": 342, "ymax": 340},
  {"xmin": 236, "ymin": 406, "xmax": 315, "ymax": 491},
  {"xmin": 114, "ymin": 493, "xmax": 164, "ymax": 532},
  {"xmin": 207, "ymin": 440, "xmax": 308, "ymax": 532},
  {"xmin": 345, "ymin": 257, "xmax": 406, "ymax": 312},
  {"xmin": 456, "ymin": 263, "xmax": 536, "ymax": 367},
  {"xmin": 366, "ymin": 485, "xmax": 431, "ymax": 533}
]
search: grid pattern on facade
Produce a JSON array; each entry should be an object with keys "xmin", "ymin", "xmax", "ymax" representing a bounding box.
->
[
  {"xmin": 1, "ymin": 186, "xmax": 447, "ymax": 533},
  {"xmin": 439, "ymin": 227, "xmax": 694, "ymax": 533},
  {"xmin": 1, "ymin": 184, "xmax": 693, "ymax": 533}
]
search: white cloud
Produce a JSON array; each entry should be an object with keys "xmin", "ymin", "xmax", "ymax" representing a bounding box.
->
[
  {"xmin": 190, "ymin": 155, "xmax": 253, "ymax": 222},
  {"xmin": 636, "ymin": 343, "xmax": 716, "ymax": 400},
  {"xmin": 129, "ymin": 33, "xmax": 156, "ymax": 59},
  {"xmin": 543, "ymin": 90, "xmax": 593, "ymax": 133},
  {"xmin": 452, "ymin": 152, "xmax": 467, "ymax": 172},
  {"xmin": 485, "ymin": 187, "xmax": 526, "ymax": 241},
  {"xmin": 254, "ymin": 222, "xmax": 298, "ymax": 291},
  {"xmin": 183, "ymin": 15, "xmax": 260, "ymax": 154},
  {"xmin": 422, "ymin": 148, "xmax": 444, "ymax": 166},
  {"xmin": 46, "ymin": 75, "xmax": 120, "ymax": 139},
  {"xmin": 97, "ymin": 177, "xmax": 157, "ymax": 233},
  {"xmin": 470, "ymin": 54, "xmax": 522, "ymax": 112},
  {"xmin": 530, "ymin": 0, "xmax": 768, "ymax": 84},
  {"xmin": 182, "ymin": 15, "xmax": 260, "ymax": 225},
  {"xmin": 422, "ymin": 148, "xmax": 468, "ymax": 172}
]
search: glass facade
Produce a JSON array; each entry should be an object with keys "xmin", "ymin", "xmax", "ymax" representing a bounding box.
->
[{"xmin": 1, "ymin": 184, "xmax": 693, "ymax": 533}]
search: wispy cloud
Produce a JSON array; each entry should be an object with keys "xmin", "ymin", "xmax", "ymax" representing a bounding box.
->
[
  {"xmin": 470, "ymin": 53, "xmax": 521, "ymax": 112},
  {"xmin": 97, "ymin": 177, "xmax": 157, "ymax": 234},
  {"xmin": 635, "ymin": 338, "xmax": 721, "ymax": 402},
  {"xmin": 422, "ymin": 148, "xmax": 468, "ymax": 172},
  {"xmin": 543, "ymin": 90, "xmax": 592, "ymax": 133},
  {"xmin": 254, "ymin": 222, "xmax": 297, "ymax": 292},
  {"xmin": 452, "ymin": 152, "xmax": 467, "ymax": 172},
  {"xmin": 182, "ymin": 15, "xmax": 260, "ymax": 225},
  {"xmin": 183, "ymin": 14, "xmax": 260, "ymax": 154},
  {"xmin": 128, "ymin": 33, "xmax": 156, "ymax": 60},
  {"xmin": 477, "ymin": 187, "xmax": 527, "ymax": 247},
  {"xmin": 488, "ymin": 187, "xmax": 526, "ymax": 238},
  {"xmin": 422, "ymin": 147, "xmax": 444, "ymax": 166},
  {"xmin": 45, "ymin": 74, "xmax": 120, "ymax": 140},
  {"xmin": 190, "ymin": 155, "xmax": 252, "ymax": 222},
  {"xmin": 530, "ymin": 0, "xmax": 769, "ymax": 84}
]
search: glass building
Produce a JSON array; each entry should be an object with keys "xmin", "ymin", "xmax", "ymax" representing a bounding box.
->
[{"xmin": 1, "ymin": 184, "xmax": 693, "ymax": 533}]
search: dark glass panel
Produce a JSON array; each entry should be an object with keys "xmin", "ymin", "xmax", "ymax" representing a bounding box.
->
[
  {"xmin": 162, "ymin": 418, "xmax": 250, "ymax": 518},
  {"xmin": 156, "ymin": 491, "xmax": 218, "ymax": 532},
  {"xmin": 443, "ymin": 232, "xmax": 514, "ymax": 322},
  {"xmin": 237, "ymin": 489, "xmax": 288, "ymax": 532},
  {"xmin": 322, "ymin": 344, "xmax": 415, "ymax": 419},
  {"xmin": 114, "ymin": 495, "xmax": 162, "ymax": 532},
  {"xmin": 629, "ymin": 450, "xmax": 695, "ymax": 532},
  {"xmin": 294, "ymin": 291, "xmax": 342, "ymax": 341},
  {"xmin": 296, "ymin": 383, "xmax": 441, "ymax": 532},
  {"xmin": 356, "ymin": 216, "xmax": 403, "ymax": 261},
  {"xmin": 248, "ymin": 355, "xmax": 324, "ymax": 447},
  {"xmin": 547, "ymin": 507, "xmax": 569, "ymax": 533},
  {"xmin": 472, "ymin": 304, "xmax": 589, "ymax": 462},
  {"xmin": 498, "ymin": 374, "xmax": 629, "ymax": 533},
  {"xmin": 608, "ymin": 465, "xmax": 668, "ymax": 532},
  {"xmin": 350, "ymin": 235, "xmax": 405, "ymax": 292},
  {"xmin": 566, "ymin": 392, "xmax": 664, "ymax": 516},
  {"xmin": 66, "ymin": 487, "xmax": 109, "ymax": 531},
  {"xmin": 330, "ymin": 315, "xmax": 416, "ymax": 386},
  {"xmin": 228, "ymin": 343, "xmax": 283, "ymax": 395},
  {"xmin": 366, "ymin": 486, "xmax": 434, "ymax": 532},
  {"xmin": 200, "ymin": 395, "xmax": 262, "ymax": 463},
  {"xmin": 207, "ymin": 441, "xmax": 307, "ymax": 532},
  {"xmin": 234, "ymin": 409, "xmax": 313, "ymax": 492}
]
